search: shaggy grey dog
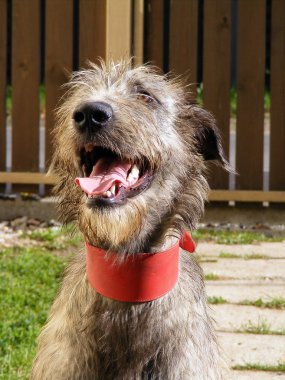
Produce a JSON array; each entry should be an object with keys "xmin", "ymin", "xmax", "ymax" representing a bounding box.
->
[{"xmin": 31, "ymin": 61, "xmax": 229, "ymax": 380}]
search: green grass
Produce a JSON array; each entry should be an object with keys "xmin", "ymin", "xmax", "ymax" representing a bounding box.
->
[
  {"xmin": 204, "ymin": 273, "xmax": 221, "ymax": 281},
  {"xmin": 22, "ymin": 226, "xmax": 83, "ymax": 251},
  {"xmin": 219, "ymin": 252, "xmax": 239, "ymax": 259},
  {"xmin": 232, "ymin": 362, "xmax": 285, "ymax": 372},
  {"xmin": 218, "ymin": 252, "xmax": 267, "ymax": 259},
  {"xmin": 239, "ymin": 297, "xmax": 285, "ymax": 310},
  {"xmin": 192, "ymin": 229, "xmax": 284, "ymax": 245},
  {"xmin": 238, "ymin": 318, "xmax": 285, "ymax": 336},
  {"xmin": 0, "ymin": 246, "xmax": 69, "ymax": 379},
  {"xmin": 207, "ymin": 296, "xmax": 227, "ymax": 304},
  {"xmin": 244, "ymin": 253, "xmax": 267, "ymax": 260}
]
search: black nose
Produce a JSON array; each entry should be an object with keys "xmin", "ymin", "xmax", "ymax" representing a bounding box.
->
[{"xmin": 73, "ymin": 101, "xmax": 113, "ymax": 130}]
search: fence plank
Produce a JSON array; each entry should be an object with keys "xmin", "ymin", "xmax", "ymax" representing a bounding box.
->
[
  {"xmin": 236, "ymin": 0, "xmax": 265, "ymax": 190},
  {"xmin": 0, "ymin": 172, "xmax": 57, "ymax": 185},
  {"xmin": 144, "ymin": 0, "xmax": 164, "ymax": 69},
  {"xmin": 0, "ymin": 0, "xmax": 7, "ymax": 181},
  {"xmin": 45, "ymin": 0, "xmax": 73, "ymax": 168},
  {"xmin": 203, "ymin": 0, "xmax": 231, "ymax": 189},
  {"xmin": 106, "ymin": 0, "xmax": 131, "ymax": 62},
  {"xmin": 209, "ymin": 190, "xmax": 285, "ymax": 203},
  {"xmin": 79, "ymin": 0, "xmax": 107, "ymax": 67},
  {"xmin": 169, "ymin": 0, "xmax": 198, "ymax": 88},
  {"xmin": 270, "ymin": 0, "xmax": 285, "ymax": 190},
  {"xmin": 133, "ymin": 0, "xmax": 144, "ymax": 65},
  {"xmin": 12, "ymin": 0, "xmax": 40, "ymax": 192}
]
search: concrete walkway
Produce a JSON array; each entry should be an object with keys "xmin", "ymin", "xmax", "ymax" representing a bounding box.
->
[{"xmin": 198, "ymin": 241, "xmax": 285, "ymax": 379}]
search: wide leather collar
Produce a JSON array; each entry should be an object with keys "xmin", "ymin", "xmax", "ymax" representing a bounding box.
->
[{"xmin": 85, "ymin": 232, "xmax": 195, "ymax": 303}]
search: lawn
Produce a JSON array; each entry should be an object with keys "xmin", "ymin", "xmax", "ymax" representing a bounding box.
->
[{"xmin": 0, "ymin": 247, "xmax": 69, "ymax": 379}]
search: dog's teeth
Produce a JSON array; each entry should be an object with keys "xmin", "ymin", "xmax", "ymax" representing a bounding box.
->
[
  {"xmin": 127, "ymin": 165, "xmax": 140, "ymax": 182},
  {"xmin": 110, "ymin": 184, "xmax": 116, "ymax": 195},
  {"xmin": 103, "ymin": 190, "xmax": 112, "ymax": 198}
]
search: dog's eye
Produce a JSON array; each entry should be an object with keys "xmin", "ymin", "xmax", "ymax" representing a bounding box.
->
[{"xmin": 136, "ymin": 90, "xmax": 154, "ymax": 104}]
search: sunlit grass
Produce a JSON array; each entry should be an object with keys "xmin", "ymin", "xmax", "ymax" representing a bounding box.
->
[
  {"xmin": 192, "ymin": 229, "xmax": 284, "ymax": 245},
  {"xmin": 0, "ymin": 246, "xmax": 69, "ymax": 379}
]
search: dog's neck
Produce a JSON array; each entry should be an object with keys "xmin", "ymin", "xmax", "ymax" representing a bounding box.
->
[{"xmin": 85, "ymin": 232, "xmax": 195, "ymax": 303}]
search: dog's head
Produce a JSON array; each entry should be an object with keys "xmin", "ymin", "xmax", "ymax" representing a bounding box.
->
[{"xmin": 52, "ymin": 61, "xmax": 229, "ymax": 253}]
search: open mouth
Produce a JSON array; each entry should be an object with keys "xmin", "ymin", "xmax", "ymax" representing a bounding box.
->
[{"xmin": 76, "ymin": 145, "xmax": 152, "ymax": 206}]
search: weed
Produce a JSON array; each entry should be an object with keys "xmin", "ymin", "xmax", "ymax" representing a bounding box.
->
[
  {"xmin": 232, "ymin": 362, "xmax": 285, "ymax": 372},
  {"xmin": 208, "ymin": 296, "xmax": 227, "ymax": 304},
  {"xmin": 218, "ymin": 252, "xmax": 267, "ymax": 259},
  {"xmin": 204, "ymin": 273, "xmax": 220, "ymax": 281},
  {"xmin": 239, "ymin": 298, "xmax": 285, "ymax": 310},
  {"xmin": 244, "ymin": 253, "xmax": 267, "ymax": 260},
  {"xmin": 192, "ymin": 229, "xmax": 284, "ymax": 245},
  {"xmin": 239, "ymin": 318, "xmax": 285, "ymax": 335},
  {"xmin": 219, "ymin": 252, "xmax": 239, "ymax": 259}
]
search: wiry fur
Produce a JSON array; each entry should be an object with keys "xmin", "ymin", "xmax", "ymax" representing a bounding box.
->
[{"xmin": 31, "ymin": 60, "xmax": 229, "ymax": 379}]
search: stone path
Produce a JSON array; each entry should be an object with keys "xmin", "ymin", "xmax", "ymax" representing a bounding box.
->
[{"xmin": 197, "ymin": 241, "xmax": 285, "ymax": 379}]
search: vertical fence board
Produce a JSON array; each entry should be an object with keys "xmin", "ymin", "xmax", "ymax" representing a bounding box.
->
[
  {"xmin": 270, "ymin": 0, "xmax": 285, "ymax": 190},
  {"xmin": 144, "ymin": 0, "xmax": 164, "ymax": 69},
  {"xmin": 169, "ymin": 0, "xmax": 198, "ymax": 88},
  {"xmin": 203, "ymin": 0, "xmax": 231, "ymax": 189},
  {"xmin": 0, "ymin": 0, "xmax": 7, "ymax": 181},
  {"xmin": 236, "ymin": 0, "xmax": 265, "ymax": 190},
  {"xmin": 79, "ymin": 0, "xmax": 107, "ymax": 67},
  {"xmin": 133, "ymin": 0, "xmax": 144, "ymax": 65},
  {"xmin": 12, "ymin": 0, "xmax": 40, "ymax": 178},
  {"xmin": 45, "ymin": 0, "xmax": 73, "ymax": 168},
  {"xmin": 106, "ymin": 0, "xmax": 131, "ymax": 62}
]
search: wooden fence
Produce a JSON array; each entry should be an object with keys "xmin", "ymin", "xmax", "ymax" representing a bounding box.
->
[{"xmin": 0, "ymin": 0, "xmax": 285, "ymax": 203}]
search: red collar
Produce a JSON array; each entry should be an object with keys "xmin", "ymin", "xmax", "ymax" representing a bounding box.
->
[{"xmin": 85, "ymin": 232, "xmax": 195, "ymax": 303}]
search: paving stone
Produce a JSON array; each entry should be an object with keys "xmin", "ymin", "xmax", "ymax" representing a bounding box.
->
[
  {"xmin": 197, "ymin": 242, "xmax": 285, "ymax": 259},
  {"xmin": 218, "ymin": 332, "xmax": 285, "ymax": 367},
  {"xmin": 206, "ymin": 281, "xmax": 285, "ymax": 303},
  {"xmin": 210, "ymin": 304, "xmax": 285, "ymax": 333},
  {"xmin": 231, "ymin": 370, "xmax": 285, "ymax": 379},
  {"xmin": 201, "ymin": 259, "xmax": 285, "ymax": 280}
]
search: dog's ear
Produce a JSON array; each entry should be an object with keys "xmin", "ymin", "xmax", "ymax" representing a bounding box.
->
[{"xmin": 189, "ymin": 105, "xmax": 231, "ymax": 171}]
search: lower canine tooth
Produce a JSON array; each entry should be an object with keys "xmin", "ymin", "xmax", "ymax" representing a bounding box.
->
[{"xmin": 110, "ymin": 184, "xmax": 116, "ymax": 195}]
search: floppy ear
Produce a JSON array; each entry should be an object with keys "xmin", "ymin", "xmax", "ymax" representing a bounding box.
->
[{"xmin": 189, "ymin": 105, "xmax": 231, "ymax": 171}]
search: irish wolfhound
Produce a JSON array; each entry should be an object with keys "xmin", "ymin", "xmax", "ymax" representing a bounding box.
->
[{"xmin": 31, "ymin": 61, "xmax": 229, "ymax": 380}]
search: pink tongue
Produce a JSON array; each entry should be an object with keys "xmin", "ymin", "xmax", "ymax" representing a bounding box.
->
[{"xmin": 76, "ymin": 158, "xmax": 133, "ymax": 196}]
